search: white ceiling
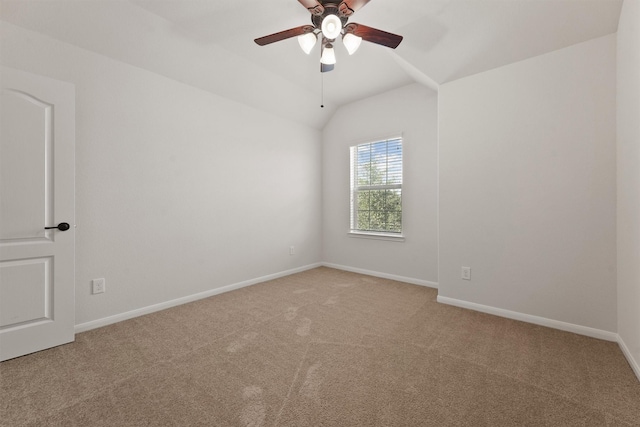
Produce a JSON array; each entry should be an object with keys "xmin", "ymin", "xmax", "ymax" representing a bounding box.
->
[{"xmin": 0, "ymin": 0, "xmax": 623, "ymax": 129}]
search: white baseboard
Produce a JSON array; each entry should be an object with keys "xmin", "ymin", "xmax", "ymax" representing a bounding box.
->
[
  {"xmin": 436, "ymin": 295, "xmax": 618, "ymax": 342},
  {"xmin": 75, "ymin": 263, "xmax": 322, "ymax": 333},
  {"xmin": 617, "ymin": 335, "xmax": 640, "ymax": 382},
  {"xmin": 73, "ymin": 260, "xmax": 640, "ymax": 384},
  {"xmin": 322, "ymin": 262, "xmax": 438, "ymax": 289}
]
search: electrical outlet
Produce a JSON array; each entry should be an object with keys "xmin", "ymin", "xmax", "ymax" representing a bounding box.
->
[
  {"xmin": 461, "ymin": 267, "xmax": 471, "ymax": 281},
  {"xmin": 289, "ymin": 246, "xmax": 295, "ymax": 256},
  {"xmin": 92, "ymin": 278, "xmax": 106, "ymax": 294}
]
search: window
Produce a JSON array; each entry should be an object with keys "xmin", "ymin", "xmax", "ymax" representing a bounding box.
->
[{"xmin": 350, "ymin": 137, "xmax": 403, "ymax": 236}]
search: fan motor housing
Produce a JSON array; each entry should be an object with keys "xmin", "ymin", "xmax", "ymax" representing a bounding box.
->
[{"xmin": 312, "ymin": 3, "xmax": 349, "ymax": 34}]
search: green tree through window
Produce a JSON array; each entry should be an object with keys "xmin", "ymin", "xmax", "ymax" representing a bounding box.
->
[{"xmin": 350, "ymin": 138, "xmax": 402, "ymax": 234}]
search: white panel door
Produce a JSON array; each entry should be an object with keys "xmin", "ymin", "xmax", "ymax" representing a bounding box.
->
[{"xmin": 0, "ymin": 67, "xmax": 75, "ymax": 361}]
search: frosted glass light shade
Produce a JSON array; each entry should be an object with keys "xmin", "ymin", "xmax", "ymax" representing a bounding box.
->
[
  {"xmin": 320, "ymin": 45, "xmax": 336, "ymax": 65},
  {"xmin": 297, "ymin": 32, "xmax": 317, "ymax": 54},
  {"xmin": 343, "ymin": 33, "xmax": 362, "ymax": 55},
  {"xmin": 321, "ymin": 14, "xmax": 342, "ymax": 40}
]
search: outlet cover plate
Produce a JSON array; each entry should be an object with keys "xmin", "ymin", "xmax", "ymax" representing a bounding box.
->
[{"xmin": 92, "ymin": 278, "xmax": 106, "ymax": 294}]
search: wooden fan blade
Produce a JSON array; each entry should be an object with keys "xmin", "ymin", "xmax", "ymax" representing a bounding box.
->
[
  {"xmin": 298, "ymin": 0, "xmax": 324, "ymax": 16},
  {"xmin": 254, "ymin": 25, "xmax": 314, "ymax": 46},
  {"xmin": 346, "ymin": 23, "xmax": 403, "ymax": 49},
  {"xmin": 338, "ymin": 0, "xmax": 371, "ymax": 16}
]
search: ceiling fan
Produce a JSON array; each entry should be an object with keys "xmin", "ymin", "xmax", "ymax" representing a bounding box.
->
[{"xmin": 254, "ymin": 0, "xmax": 403, "ymax": 72}]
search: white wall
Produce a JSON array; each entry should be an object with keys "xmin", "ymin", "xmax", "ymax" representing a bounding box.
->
[
  {"xmin": 617, "ymin": 0, "xmax": 640, "ymax": 377},
  {"xmin": 322, "ymin": 83, "xmax": 438, "ymax": 285},
  {"xmin": 0, "ymin": 23, "xmax": 322, "ymax": 325},
  {"xmin": 438, "ymin": 35, "xmax": 617, "ymax": 334}
]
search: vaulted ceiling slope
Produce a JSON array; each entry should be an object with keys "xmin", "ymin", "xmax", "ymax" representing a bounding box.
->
[{"xmin": 0, "ymin": 0, "xmax": 623, "ymax": 130}]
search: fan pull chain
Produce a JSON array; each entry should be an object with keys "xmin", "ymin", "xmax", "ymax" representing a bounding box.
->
[{"xmin": 320, "ymin": 72, "xmax": 324, "ymax": 108}]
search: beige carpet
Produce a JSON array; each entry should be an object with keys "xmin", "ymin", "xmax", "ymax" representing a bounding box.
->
[{"xmin": 1, "ymin": 267, "xmax": 639, "ymax": 426}]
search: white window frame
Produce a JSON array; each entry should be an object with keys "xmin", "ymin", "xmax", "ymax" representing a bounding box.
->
[{"xmin": 349, "ymin": 136, "xmax": 404, "ymax": 241}]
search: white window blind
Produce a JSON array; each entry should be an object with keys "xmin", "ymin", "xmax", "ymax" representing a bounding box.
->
[{"xmin": 350, "ymin": 137, "xmax": 403, "ymax": 234}]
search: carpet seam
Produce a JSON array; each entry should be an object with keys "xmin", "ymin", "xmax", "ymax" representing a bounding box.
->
[{"xmin": 273, "ymin": 342, "xmax": 312, "ymax": 427}]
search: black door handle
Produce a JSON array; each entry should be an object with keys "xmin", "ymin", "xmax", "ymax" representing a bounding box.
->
[{"xmin": 45, "ymin": 222, "xmax": 70, "ymax": 231}]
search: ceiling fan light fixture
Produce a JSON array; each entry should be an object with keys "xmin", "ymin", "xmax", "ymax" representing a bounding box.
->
[
  {"xmin": 342, "ymin": 33, "xmax": 362, "ymax": 55},
  {"xmin": 297, "ymin": 32, "xmax": 317, "ymax": 54},
  {"xmin": 320, "ymin": 44, "xmax": 336, "ymax": 65},
  {"xmin": 253, "ymin": 1, "xmax": 403, "ymax": 74},
  {"xmin": 321, "ymin": 14, "xmax": 342, "ymax": 40}
]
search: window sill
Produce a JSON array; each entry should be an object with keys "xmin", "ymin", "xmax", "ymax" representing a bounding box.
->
[{"xmin": 348, "ymin": 231, "xmax": 405, "ymax": 242}]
